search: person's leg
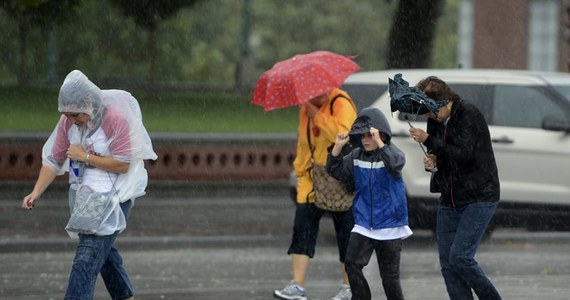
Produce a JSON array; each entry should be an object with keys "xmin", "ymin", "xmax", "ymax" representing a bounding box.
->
[
  {"xmin": 375, "ymin": 239, "xmax": 405, "ymax": 300},
  {"xmin": 101, "ymin": 246, "xmax": 135, "ymax": 300},
  {"xmin": 448, "ymin": 202, "xmax": 501, "ymax": 300},
  {"xmin": 331, "ymin": 209, "xmax": 355, "ymax": 285},
  {"xmin": 344, "ymin": 233, "xmax": 374, "ymax": 300},
  {"xmin": 340, "ymin": 264, "xmax": 349, "ymax": 286},
  {"xmin": 291, "ymin": 254, "xmax": 310, "ymax": 286},
  {"xmin": 329, "ymin": 210, "xmax": 355, "ymax": 299},
  {"xmin": 101, "ymin": 201, "xmax": 135, "ymax": 300},
  {"xmin": 437, "ymin": 203, "xmax": 474, "ymax": 300},
  {"xmin": 65, "ymin": 232, "xmax": 119, "ymax": 300},
  {"xmin": 275, "ymin": 203, "xmax": 323, "ymax": 299},
  {"xmin": 286, "ymin": 203, "xmax": 323, "ymax": 287}
]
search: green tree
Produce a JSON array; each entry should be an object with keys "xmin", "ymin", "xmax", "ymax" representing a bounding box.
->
[
  {"xmin": 432, "ymin": 0, "xmax": 459, "ymax": 68},
  {"xmin": 0, "ymin": 0, "xmax": 459, "ymax": 89},
  {"xmin": 249, "ymin": 0, "xmax": 396, "ymax": 77},
  {"xmin": 386, "ymin": 0, "xmax": 445, "ymax": 68},
  {"xmin": 109, "ymin": 0, "xmax": 201, "ymax": 98},
  {"xmin": 0, "ymin": 0, "xmax": 79, "ymax": 85},
  {"xmin": 179, "ymin": 0, "xmax": 241, "ymax": 85}
]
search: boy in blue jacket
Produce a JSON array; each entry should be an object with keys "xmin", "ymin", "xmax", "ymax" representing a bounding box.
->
[{"xmin": 326, "ymin": 107, "xmax": 412, "ymax": 300}]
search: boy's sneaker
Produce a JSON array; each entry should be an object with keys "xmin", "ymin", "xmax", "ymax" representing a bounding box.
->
[
  {"xmin": 330, "ymin": 284, "xmax": 352, "ymax": 300},
  {"xmin": 273, "ymin": 280, "xmax": 307, "ymax": 300}
]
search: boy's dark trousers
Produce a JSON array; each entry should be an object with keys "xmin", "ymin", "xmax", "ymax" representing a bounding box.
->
[{"xmin": 344, "ymin": 232, "xmax": 405, "ymax": 300}]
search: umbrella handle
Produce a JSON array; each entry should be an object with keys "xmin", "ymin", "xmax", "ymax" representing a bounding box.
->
[
  {"xmin": 408, "ymin": 119, "xmax": 438, "ymax": 172},
  {"xmin": 411, "ymin": 140, "xmax": 428, "ymax": 157}
]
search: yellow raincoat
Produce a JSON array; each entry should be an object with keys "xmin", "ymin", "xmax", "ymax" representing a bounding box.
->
[{"xmin": 293, "ymin": 88, "xmax": 357, "ymax": 204}]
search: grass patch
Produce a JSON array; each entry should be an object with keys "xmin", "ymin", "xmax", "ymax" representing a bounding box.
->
[{"xmin": 0, "ymin": 86, "xmax": 298, "ymax": 132}]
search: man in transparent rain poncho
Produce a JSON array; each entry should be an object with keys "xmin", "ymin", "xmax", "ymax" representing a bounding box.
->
[{"xmin": 22, "ymin": 70, "xmax": 157, "ymax": 300}]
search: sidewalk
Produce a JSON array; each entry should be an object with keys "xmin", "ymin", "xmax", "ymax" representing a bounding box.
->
[
  {"xmin": 0, "ymin": 180, "xmax": 298, "ymax": 252},
  {"xmin": 4, "ymin": 182, "xmax": 570, "ymax": 299}
]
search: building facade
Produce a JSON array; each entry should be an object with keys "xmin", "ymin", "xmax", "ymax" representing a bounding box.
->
[{"xmin": 458, "ymin": 0, "xmax": 570, "ymax": 72}]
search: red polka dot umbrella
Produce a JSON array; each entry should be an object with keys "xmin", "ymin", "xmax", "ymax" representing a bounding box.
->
[{"xmin": 252, "ymin": 50, "xmax": 360, "ymax": 112}]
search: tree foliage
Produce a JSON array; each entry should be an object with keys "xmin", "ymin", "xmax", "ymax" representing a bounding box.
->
[
  {"xmin": 109, "ymin": 0, "xmax": 197, "ymax": 31},
  {"xmin": 1, "ymin": 0, "xmax": 78, "ymax": 26},
  {"xmin": 250, "ymin": 0, "xmax": 396, "ymax": 73},
  {"xmin": 0, "ymin": 0, "xmax": 79, "ymax": 84},
  {"xmin": 0, "ymin": 0, "xmax": 459, "ymax": 90},
  {"xmin": 109, "ymin": 0, "xmax": 201, "ymax": 98},
  {"xmin": 386, "ymin": 0, "xmax": 445, "ymax": 68}
]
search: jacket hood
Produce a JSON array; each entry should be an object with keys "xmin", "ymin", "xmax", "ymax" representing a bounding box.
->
[{"xmin": 349, "ymin": 107, "xmax": 392, "ymax": 148}]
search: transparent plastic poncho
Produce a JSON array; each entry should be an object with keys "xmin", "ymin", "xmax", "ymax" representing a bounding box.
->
[{"xmin": 42, "ymin": 70, "xmax": 157, "ymax": 238}]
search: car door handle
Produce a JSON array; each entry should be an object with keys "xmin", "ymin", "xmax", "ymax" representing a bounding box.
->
[{"xmin": 491, "ymin": 136, "xmax": 514, "ymax": 144}]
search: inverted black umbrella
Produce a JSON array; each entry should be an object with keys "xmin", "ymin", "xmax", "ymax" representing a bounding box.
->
[
  {"xmin": 388, "ymin": 73, "xmax": 442, "ymax": 170},
  {"xmin": 388, "ymin": 73, "xmax": 445, "ymax": 116}
]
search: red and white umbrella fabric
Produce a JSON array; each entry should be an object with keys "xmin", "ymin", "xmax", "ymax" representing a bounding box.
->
[{"xmin": 252, "ymin": 50, "xmax": 360, "ymax": 112}]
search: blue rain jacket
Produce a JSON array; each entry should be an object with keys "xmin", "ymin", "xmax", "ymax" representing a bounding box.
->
[{"xmin": 326, "ymin": 108, "xmax": 409, "ymax": 229}]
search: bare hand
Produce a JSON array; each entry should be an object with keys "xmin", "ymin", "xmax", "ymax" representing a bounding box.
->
[
  {"xmin": 331, "ymin": 132, "xmax": 350, "ymax": 156},
  {"xmin": 336, "ymin": 132, "xmax": 350, "ymax": 145},
  {"xmin": 67, "ymin": 144, "xmax": 86, "ymax": 162},
  {"xmin": 370, "ymin": 127, "xmax": 385, "ymax": 148},
  {"xmin": 409, "ymin": 127, "xmax": 428, "ymax": 143},
  {"xmin": 424, "ymin": 154, "xmax": 437, "ymax": 171},
  {"xmin": 22, "ymin": 192, "xmax": 39, "ymax": 210}
]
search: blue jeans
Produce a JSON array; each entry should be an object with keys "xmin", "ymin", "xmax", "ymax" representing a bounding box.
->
[
  {"xmin": 64, "ymin": 200, "xmax": 134, "ymax": 300},
  {"xmin": 436, "ymin": 201, "xmax": 501, "ymax": 300}
]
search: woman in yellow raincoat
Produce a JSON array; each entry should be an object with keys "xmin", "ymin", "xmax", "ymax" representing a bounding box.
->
[{"xmin": 274, "ymin": 88, "xmax": 357, "ymax": 300}]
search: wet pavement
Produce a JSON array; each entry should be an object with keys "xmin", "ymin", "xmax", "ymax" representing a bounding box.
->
[{"xmin": 2, "ymin": 182, "xmax": 570, "ymax": 299}]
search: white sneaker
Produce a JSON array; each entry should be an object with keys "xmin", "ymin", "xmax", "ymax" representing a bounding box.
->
[
  {"xmin": 331, "ymin": 284, "xmax": 352, "ymax": 300},
  {"xmin": 274, "ymin": 280, "xmax": 307, "ymax": 300}
]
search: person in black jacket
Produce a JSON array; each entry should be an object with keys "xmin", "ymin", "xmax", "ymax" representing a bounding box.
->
[{"xmin": 408, "ymin": 76, "xmax": 502, "ymax": 300}]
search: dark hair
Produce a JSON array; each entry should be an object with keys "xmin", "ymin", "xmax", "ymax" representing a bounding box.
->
[{"xmin": 416, "ymin": 76, "xmax": 460, "ymax": 103}]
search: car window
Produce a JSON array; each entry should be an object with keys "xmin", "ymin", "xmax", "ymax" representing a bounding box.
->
[
  {"xmin": 492, "ymin": 85, "xmax": 566, "ymax": 128},
  {"xmin": 453, "ymin": 84, "xmax": 493, "ymax": 121},
  {"xmin": 550, "ymin": 85, "xmax": 570, "ymax": 103},
  {"xmin": 341, "ymin": 83, "xmax": 388, "ymax": 110}
]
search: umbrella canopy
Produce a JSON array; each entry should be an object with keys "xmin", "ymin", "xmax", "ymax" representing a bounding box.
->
[
  {"xmin": 388, "ymin": 73, "xmax": 445, "ymax": 116},
  {"xmin": 252, "ymin": 50, "xmax": 360, "ymax": 112}
]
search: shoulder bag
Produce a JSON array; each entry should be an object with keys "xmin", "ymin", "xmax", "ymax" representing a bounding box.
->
[{"xmin": 308, "ymin": 94, "xmax": 354, "ymax": 212}]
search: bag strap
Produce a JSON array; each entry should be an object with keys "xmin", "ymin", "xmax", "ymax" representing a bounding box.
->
[
  {"xmin": 308, "ymin": 92, "xmax": 352, "ymax": 158},
  {"xmin": 306, "ymin": 94, "xmax": 341, "ymax": 203},
  {"xmin": 327, "ymin": 93, "xmax": 351, "ymax": 149},
  {"xmin": 304, "ymin": 118, "xmax": 315, "ymax": 203},
  {"xmin": 329, "ymin": 93, "xmax": 349, "ymax": 115}
]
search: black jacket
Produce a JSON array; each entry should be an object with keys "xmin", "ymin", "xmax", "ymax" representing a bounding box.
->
[{"xmin": 423, "ymin": 99, "xmax": 500, "ymax": 207}]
